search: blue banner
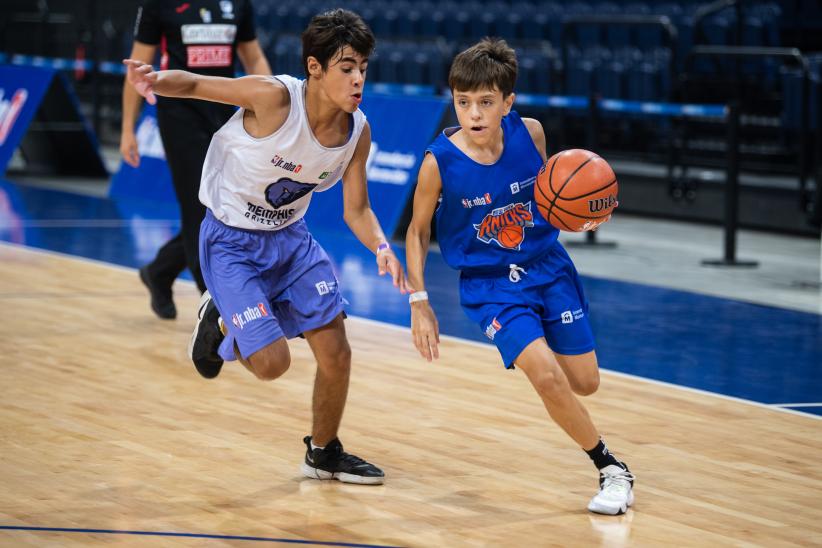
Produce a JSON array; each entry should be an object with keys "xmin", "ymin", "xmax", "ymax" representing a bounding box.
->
[
  {"xmin": 599, "ymin": 99, "xmax": 727, "ymax": 118},
  {"xmin": 305, "ymin": 94, "xmax": 448, "ymax": 237},
  {"xmin": 516, "ymin": 94, "xmax": 590, "ymax": 109},
  {"xmin": 108, "ymin": 103, "xmax": 176, "ymax": 203},
  {"xmin": 0, "ymin": 65, "xmax": 55, "ymax": 173}
]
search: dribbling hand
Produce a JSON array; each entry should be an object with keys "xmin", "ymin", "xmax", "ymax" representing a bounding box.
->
[
  {"xmin": 411, "ymin": 302, "xmax": 440, "ymax": 362},
  {"xmin": 123, "ymin": 59, "xmax": 158, "ymax": 105}
]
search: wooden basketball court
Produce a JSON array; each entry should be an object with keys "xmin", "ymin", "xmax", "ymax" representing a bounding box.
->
[{"xmin": 1, "ymin": 242, "xmax": 820, "ymax": 547}]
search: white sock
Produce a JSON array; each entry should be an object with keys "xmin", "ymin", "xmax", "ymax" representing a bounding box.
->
[{"xmin": 311, "ymin": 441, "xmax": 325, "ymax": 451}]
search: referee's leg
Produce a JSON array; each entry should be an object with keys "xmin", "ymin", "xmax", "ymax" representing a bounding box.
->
[{"xmin": 158, "ymin": 114, "xmax": 211, "ymax": 294}]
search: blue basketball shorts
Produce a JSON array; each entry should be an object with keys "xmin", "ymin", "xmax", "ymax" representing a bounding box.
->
[
  {"xmin": 199, "ymin": 210, "xmax": 345, "ymax": 361},
  {"xmin": 459, "ymin": 242, "xmax": 595, "ymax": 368}
]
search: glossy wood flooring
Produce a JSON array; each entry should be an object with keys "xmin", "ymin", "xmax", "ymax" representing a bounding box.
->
[{"xmin": 1, "ymin": 243, "xmax": 821, "ymax": 547}]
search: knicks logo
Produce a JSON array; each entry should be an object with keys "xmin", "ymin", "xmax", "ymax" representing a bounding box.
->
[{"xmin": 473, "ymin": 201, "xmax": 535, "ymax": 250}]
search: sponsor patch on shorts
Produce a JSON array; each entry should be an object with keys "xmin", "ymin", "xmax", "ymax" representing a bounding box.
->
[{"xmin": 485, "ymin": 317, "xmax": 502, "ymax": 340}]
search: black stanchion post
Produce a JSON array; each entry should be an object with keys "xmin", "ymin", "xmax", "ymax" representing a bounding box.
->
[
  {"xmin": 702, "ymin": 101, "xmax": 758, "ymax": 267},
  {"xmin": 89, "ymin": 0, "xmax": 101, "ymax": 140}
]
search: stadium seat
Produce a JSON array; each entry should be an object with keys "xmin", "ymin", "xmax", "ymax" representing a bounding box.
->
[
  {"xmin": 627, "ymin": 62, "xmax": 662, "ymax": 101},
  {"xmin": 596, "ymin": 61, "xmax": 626, "ymax": 99}
]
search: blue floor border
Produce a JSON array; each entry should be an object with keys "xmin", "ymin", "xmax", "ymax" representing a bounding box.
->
[
  {"xmin": 1, "ymin": 177, "xmax": 820, "ymax": 410},
  {"xmin": 0, "ymin": 526, "xmax": 402, "ymax": 547}
]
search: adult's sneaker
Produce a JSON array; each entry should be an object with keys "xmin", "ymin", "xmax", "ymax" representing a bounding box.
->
[
  {"xmin": 139, "ymin": 265, "xmax": 176, "ymax": 319},
  {"xmin": 587, "ymin": 464, "xmax": 635, "ymax": 515},
  {"xmin": 300, "ymin": 436, "xmax": 384, "ymax": 485},
  {"xmin": 187, "ymin": 291, "xmax": 224, "ymax": 379}
]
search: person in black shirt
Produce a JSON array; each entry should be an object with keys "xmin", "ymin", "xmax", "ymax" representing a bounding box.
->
[{"xmin": 121, "ymin": 0, "xmax": 271, "ymax": 319}]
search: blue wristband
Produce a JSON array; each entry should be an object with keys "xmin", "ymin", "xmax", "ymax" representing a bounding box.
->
[{"xmin": 376, "ymin": 242, "xmax": 390, "ymax": 254}]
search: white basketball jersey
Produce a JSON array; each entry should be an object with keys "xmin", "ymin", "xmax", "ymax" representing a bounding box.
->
[{"xmin": 199, "ymin": 74, "xmax": 366, "ymax": 230}]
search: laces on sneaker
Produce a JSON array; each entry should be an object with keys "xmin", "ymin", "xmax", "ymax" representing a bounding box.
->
[
  {"xmin": 599, "ymin": 466, "xmax": 635, "ymax": 492},
  {"xmin": 338, "ymin": 452, "xmax": 370, "ymax": 468}
]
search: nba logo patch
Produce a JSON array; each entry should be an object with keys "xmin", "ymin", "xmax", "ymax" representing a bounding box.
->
[{"xmin": 485, "ymin": 318, "xmax": 502, "ymax": 340}]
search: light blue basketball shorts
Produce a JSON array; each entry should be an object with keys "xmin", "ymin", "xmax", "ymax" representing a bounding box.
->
[{"xmin": 199, "ymin": 210, "xmax": 345, "ymax": 361}]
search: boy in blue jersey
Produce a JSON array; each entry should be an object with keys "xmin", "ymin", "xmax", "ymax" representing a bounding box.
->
[{"xmin": 405, "ymin": 39, "xmax": 635, "ymax": 515}]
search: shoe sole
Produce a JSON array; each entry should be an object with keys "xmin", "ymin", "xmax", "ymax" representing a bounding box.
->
[
  {"xmin": 588, "ymin": 490, "xmax": 635, "ymax": 515},
  {"xmin": 300, "ymin": 463, "xmax": 384, "ymax": 485},
  {"xmin": 187, "ymin": 291, "xmax": 213, "ymax": 361}
]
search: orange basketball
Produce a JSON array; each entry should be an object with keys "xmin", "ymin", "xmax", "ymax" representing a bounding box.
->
[
  {"xmin": 534, "ymin": 149, "xmax": 619, "ymax": 232},
  {"xmin": 497, "ymin": 225, "xmax": 524, "ymax": 248}
]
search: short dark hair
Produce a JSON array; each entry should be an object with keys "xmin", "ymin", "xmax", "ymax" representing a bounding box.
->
[
  {"xmin": 301, "ymin": 9, "xmax": 375, "ymax": 76},
  {"xmin": 448, "ymin": 38, "xmax": 518, "ymax": 97}
]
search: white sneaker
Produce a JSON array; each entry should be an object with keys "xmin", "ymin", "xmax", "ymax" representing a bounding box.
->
[{"xmin": 588, "ymin": 464, "xmax": 635, "ymax": 515}]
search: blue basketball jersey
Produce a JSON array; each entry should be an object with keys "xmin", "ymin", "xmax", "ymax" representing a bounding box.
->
[{"xmin": 427, "ymin": 111, "xmax": 559, "ymax": 275}]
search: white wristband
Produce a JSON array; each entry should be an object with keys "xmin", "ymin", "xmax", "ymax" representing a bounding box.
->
[{"xmin": 408, "ymin": 290, "xmax": 429, "ymax": 304}]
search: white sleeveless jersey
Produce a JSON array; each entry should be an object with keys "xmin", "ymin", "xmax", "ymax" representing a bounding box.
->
[{"xmin": 199, "ymin": 74, "xmax": 366, "ymax": 230}]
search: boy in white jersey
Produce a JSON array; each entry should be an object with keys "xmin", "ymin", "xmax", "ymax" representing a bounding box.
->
[
  {"xmin": 124, "ymin": 9, "xmax": 410, "ymax": 484},
  {"xmin": 405, "ymin": 39, "xmax": 634, "ymax": 514}
]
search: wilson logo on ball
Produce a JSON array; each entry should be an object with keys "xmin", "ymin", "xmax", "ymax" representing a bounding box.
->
[
  {"xmin": 588, "ymin": 194, "xmax": 617, "ymax": 213},
  {"xmin": 534, "ymin": 149, "xmax": 619, "ymax": 232}
]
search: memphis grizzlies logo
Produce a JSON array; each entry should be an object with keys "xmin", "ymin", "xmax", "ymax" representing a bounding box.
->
[{"xmin": 265, "ymin": 177, "xmax": 317, "ymax": 209}]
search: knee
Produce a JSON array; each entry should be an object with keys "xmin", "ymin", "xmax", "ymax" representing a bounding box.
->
[
  {"xmin": 252, "ymin": 358, "xmax": 290, "ymax": 381},
  {"xmin": 571, "ymin": 373, "xmax": 600, "ymax": 396},
  {"xmin": 318, "ymin": 340, "xmax": 351, "ymax": 375},
  {"xmin": 531, "ymin": 368, "xmax": 569, "ymax": 399},
  {"xmin": 248, "ymin": 347, "xmax": 291, "ymax": 381}
]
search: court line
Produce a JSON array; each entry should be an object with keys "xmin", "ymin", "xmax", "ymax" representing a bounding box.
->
[
  {"xmin": 350, "ymin": 315, "xmax": 822, "ymax": 422},
  {"xmin": 770, "ymin": 402, "xmax": 822, "ymax": 408},
  {"xmin": 0, "ymin": 526, "xmax": 401, "ymax": 547},
  {"xmin": 3, "ymin": 241, "xmax": 820, "ymax": 422}
]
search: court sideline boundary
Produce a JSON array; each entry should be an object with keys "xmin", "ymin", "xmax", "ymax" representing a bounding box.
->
[{"xmin": 2, "ymin": 241, "xmax": 819, "ymax": 421}]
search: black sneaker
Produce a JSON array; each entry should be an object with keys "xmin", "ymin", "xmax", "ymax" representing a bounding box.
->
[
  {"xmin": 139, "ymin": 265, "xmax": 176, "ymax": 319},
  {"xmin": 187, "ymin": 291, "xmax": 225, "ymax": 379},
  {"xmin": 300, "ymin": 436, "xmax": 385, "ymax": 485}
]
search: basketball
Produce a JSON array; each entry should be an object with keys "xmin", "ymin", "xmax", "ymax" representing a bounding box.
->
[
  {"xmin": 497, "ymin": 225, "xmax": 524, "ymax": 248},
  {"xmin": 534, "ymin": 149, "xmax": 619, "ymax": 232}
]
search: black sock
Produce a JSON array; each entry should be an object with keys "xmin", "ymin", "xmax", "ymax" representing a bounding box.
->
[{"xmin": 585, "ymin": 439, "xmax": 622, "ymax": 470}]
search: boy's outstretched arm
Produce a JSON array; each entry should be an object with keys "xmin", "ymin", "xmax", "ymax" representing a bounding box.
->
[
  {"xmin": 342, "ymin": 122, "xmax": 412, "ymax": 294},
  {"xmin": 405, "ymin": 153, "xmax": 443, "ymax": 362},
  {"xmin": 122, "ymin": 59, "xmax": 279, "ymax": 113}
]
